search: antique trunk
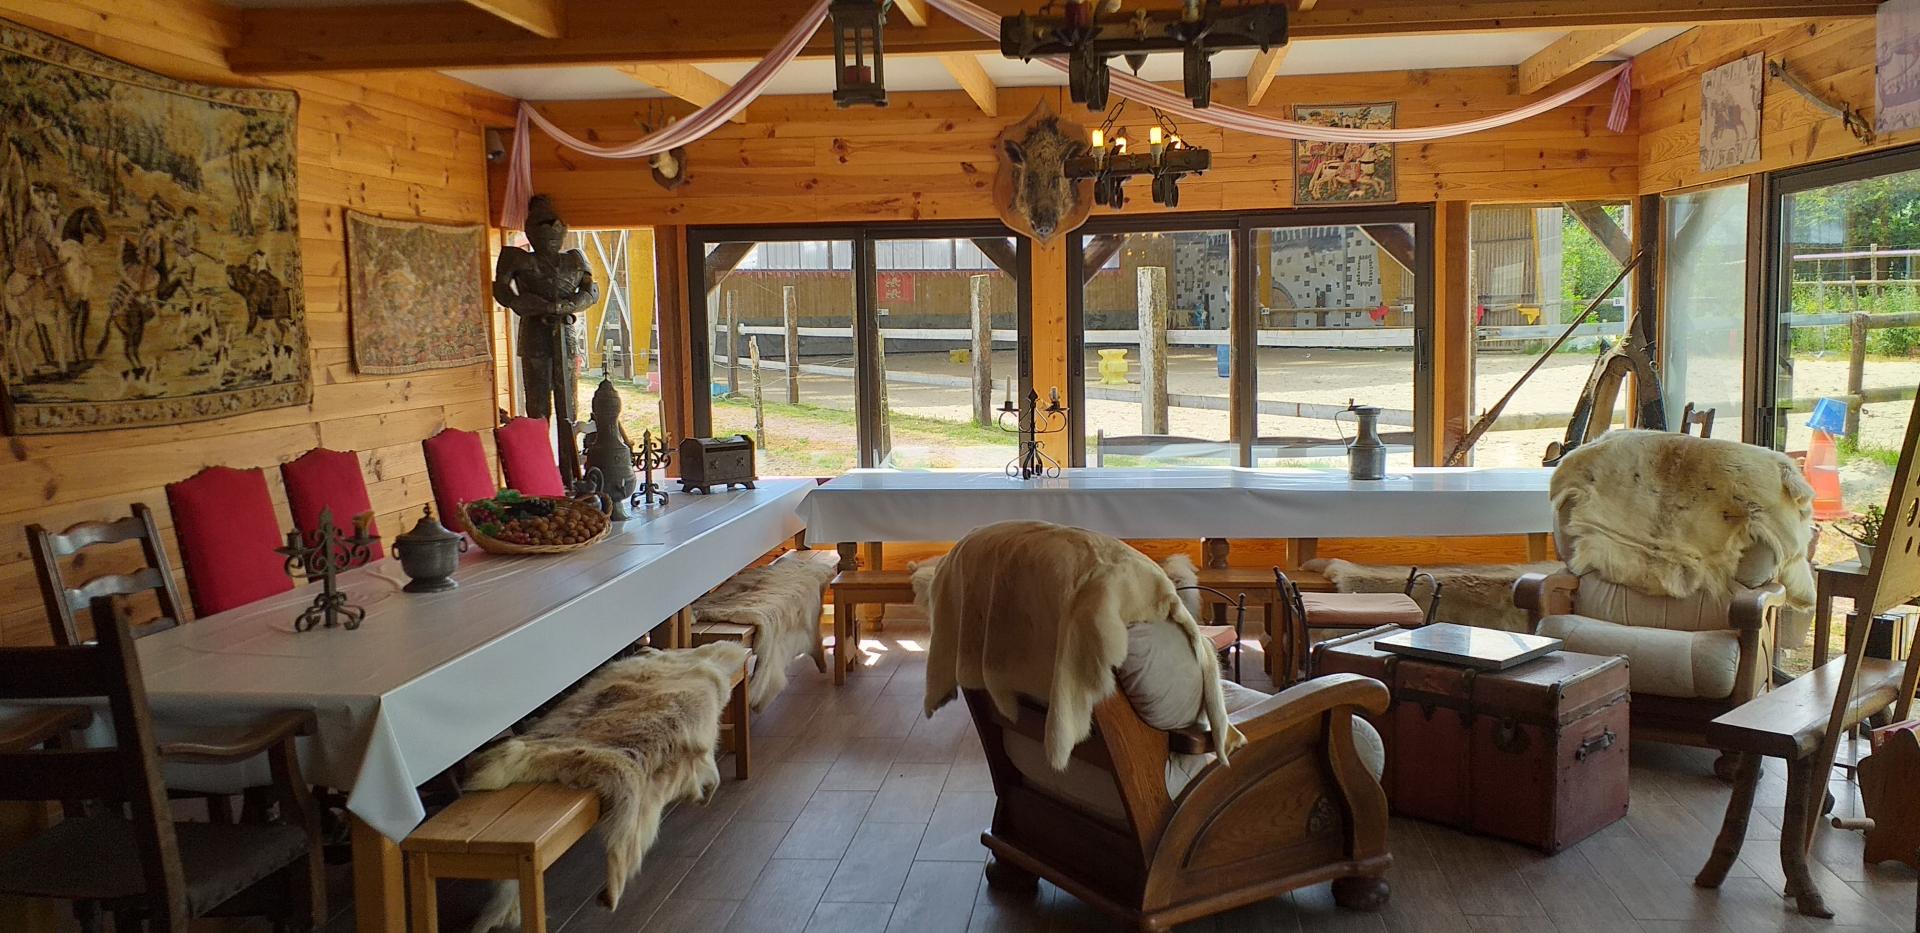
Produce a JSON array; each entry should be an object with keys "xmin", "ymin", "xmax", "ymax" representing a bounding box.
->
[{"xmin": 1312, "ymin": 625, "xmax": 1630, "ymax": 852}]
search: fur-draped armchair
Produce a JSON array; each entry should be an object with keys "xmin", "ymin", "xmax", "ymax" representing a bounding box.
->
[
  {"xmin": 1514, "ymin": 430, "xmax": 1815, "ymax": 772},
  {"xmin": 923, "ymin": 521, "xmax": 1392, "ymax": 932}
]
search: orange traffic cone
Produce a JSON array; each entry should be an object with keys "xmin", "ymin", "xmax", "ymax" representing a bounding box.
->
[{"xmin": 1805, "ymin": 429, "xmax": 1845, "ymax": 520}]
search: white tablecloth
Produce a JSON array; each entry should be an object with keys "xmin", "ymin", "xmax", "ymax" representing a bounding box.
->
[
  {"xmin": 797, "ymin": 467, "xmax": 1555, "ymax": 543},
  {"xmin": 103, "ymin": 478, "xmax": 810, "ymax": 841}
]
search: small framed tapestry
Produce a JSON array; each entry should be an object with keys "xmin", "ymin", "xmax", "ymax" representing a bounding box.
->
[
  {"xmin": 0, "ymin": 18, "xmax": 308, "ymax": 435},
  {"xmin": 345, "ymin": 211, "xmax": 492, "ymax": 375},
  {"xmin": 1700, "ymin": 53, "xmax": 1763, "ymax": 173},
  {"xmin": 1292, "ymin": 103, "xmax": 1397, "ymax": 205}
]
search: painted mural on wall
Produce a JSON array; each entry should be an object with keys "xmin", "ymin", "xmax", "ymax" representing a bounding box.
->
[
  {"xmin": 0, "ymin": 19, "xmax": 307, "ymax": 435},
  {"xmin": 346, "ymin": 211, "xmax": 491, "ymax": 375},
  {"xmin": 1699, "ymin": 53, "xmax": 1763, "ymax": 173},
  {"xmin": 1879, "ymin": 0, "xmax": 1920, "ymax": 136},
  {"xmin": 1292, "ymin": 103, "xmax": 1396, "ymax": 205}
]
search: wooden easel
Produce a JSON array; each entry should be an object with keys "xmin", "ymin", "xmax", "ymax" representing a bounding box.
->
[{"xmin": 1807, "ymin": 388, "xmax": 1920, "ymax": 887}]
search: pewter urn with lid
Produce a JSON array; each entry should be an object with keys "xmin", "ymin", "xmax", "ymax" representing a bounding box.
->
[{"xmin": 392, "ymin": 505, "xmax": 467, "ymax": 593}]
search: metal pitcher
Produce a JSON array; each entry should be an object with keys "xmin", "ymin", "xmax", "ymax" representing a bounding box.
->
[{"xmin": 1342, "ymin": 402, "xmax": 1387, "ymax": 481}]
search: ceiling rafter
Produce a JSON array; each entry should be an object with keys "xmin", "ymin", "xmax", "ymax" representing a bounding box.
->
[
  {"xmin": 458, "ymin": 0, "xmax": 564, "ymax": 38},
  {"xmin": 225, "ymin": 0, "xmax": 1877, "ymax": 76},
  {"xmin": 618, "ymin": 63, "xmax": 748, "ymax": 123},
  {"xmin": 895, "ymin": 0, "xmax": 998, "ymax": 115},
  {"xmin": 1516, "ymin": 26, "xmax": 1650, "ymax": 94}
]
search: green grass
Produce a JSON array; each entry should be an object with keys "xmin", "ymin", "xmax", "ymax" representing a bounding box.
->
[
  {"xmin": 1837, "ymin": 435, "xmax": 1903, "ymax": 469},
  {"xmin": 712, "ymin": 396, "xmax": 1014, "ymax": 446}
]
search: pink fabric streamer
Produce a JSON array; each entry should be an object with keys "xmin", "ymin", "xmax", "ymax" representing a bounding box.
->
[
  {"xmin": 924, "ymin": 0, "xmax": 1632, "ymax": 144},
  {"xmin": 503, "ymin": 0, "xmax": 1635, "ymax": 225},
  {"xmin": 503, "ymin": 0, "xmax": 831, "ymax": 227}
]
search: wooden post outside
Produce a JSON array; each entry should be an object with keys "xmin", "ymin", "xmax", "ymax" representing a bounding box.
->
[
  {"xmin": 970, "ymin": 274, "xmax": 993, "ymax": 427},
  {"xmin": 783, "ymin": 285, "xmax": 800, "ymax": 404},
  {"xmin": 1138, "ymin": 265, "xmax": 1169, "ymax": 435},
  {"xmin": 875, "ymin": 331, "xmax": 893, "ymax": 462},
  {"xmin": 1848, "ymin": 311, "xmax": 1869, "ymax": 443},
  {"xmin": 749, "ymin": 336, "xmax": 765, "ymax": 448},
  {"xmin": 726, "ymin": 297, "xmax": 740, "ymax": 397}
]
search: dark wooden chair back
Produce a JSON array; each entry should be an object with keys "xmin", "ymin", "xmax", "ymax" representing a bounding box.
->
[
  {"xmin": 0, "ymin": 597, "xmax": 188, "ymax": 929},
  {"xmin": 1680, "ymin": 403, "xmax": 1716, "ymax": 438},
  {"xmin": 29, "ymin": 504, "xmax": 188, "ymax": 647}
]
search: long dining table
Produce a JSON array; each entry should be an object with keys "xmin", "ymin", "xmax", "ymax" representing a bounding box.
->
[{"xmin": 102, "ymin": 477, "xmax": 811, "ymax": 933}]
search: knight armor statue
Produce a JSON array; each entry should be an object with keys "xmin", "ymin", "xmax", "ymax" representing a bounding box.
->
[{"xmin": 492, "ymin": 195, "xmax": 599, "ymax": 441}]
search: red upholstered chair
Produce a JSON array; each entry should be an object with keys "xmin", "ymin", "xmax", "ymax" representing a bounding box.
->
[
  {"xmin": 495, "ymin": 416, "xmax": 567, "ymax": 497},
  {"xmin": 423, "ymin": 427, "xmax": 496, "ymax": 525},
  {"xmin": 281, "ymin": 447, "xmax": 383, "ymax": 562},
  {"xmin": 165, "ymin": 466, "xmax": 292, "ymax": 617}
]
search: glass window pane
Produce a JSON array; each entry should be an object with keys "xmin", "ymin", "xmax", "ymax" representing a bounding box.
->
[
  {"xmin": 1662, "ymin": 183, "xmax": 1749, "ymax": 441},
  {"xmin": 1469, "ymin": 203, "xmax": 1634, "ymax": 467},
  {"xmin": 1774, "ymin": 164, "xmax": 1920, "ymax": 578},
  {"xmin": 875, "ymin": 237, "xmax": 1020, "ymax": 470},
  {"xmin": 1252, "ymin": 223, "xmax": 1419, "ymax": 470},
  {"xmin": 708, "ymin": 239, "xmax": 858, "ymax": 474},
  {"xmin": 1081, "ymin": 230, "xmax": 1234, "ymax": 467}
]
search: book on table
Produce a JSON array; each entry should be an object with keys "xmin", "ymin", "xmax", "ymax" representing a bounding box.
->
[{"xmin": 1373, "ymin": 622, "xmax": 1562, "ymax": 671}]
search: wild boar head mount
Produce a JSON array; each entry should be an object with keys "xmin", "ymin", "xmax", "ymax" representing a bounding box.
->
[{"xmin": 993, "ymin": 100, "xmax": 1092, "ymax": 244}]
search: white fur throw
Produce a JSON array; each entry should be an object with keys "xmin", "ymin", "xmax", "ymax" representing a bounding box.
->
[
  {"xmin": 1553, "ymin": 429, "xmax": 1815, "ymax": 608},
  {"xmin": 1307, "ymin": 558, "xmax": 1563, "ymax": 633},
  {"xmin": 921, "ymin": 520, "xmax": 1241, "ymax": 771},
  {"xmin": 463, "ymin": 642, "xmax": 747, "ymax": 932},
  {"xmin": 693, "ymin": 549, "xmax": 834, "ymax": 709}
]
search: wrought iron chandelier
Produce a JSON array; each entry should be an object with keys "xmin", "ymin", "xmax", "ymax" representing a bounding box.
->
[
  {"xmin": 1000, "ymin": 0, "xmax": 1288, "ymax": 110},
  {"xmin": 1063, "ymin": 102, "xmax": 1209, "ymax": 209}
]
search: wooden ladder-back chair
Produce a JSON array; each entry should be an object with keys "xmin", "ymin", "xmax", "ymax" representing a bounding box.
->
[
  {"xmin": 0, "ymin": 597, "xmax": 325, "ymax": 933},
  {"xmin": 496, "ymin": 416, "xmax": 568, "ymax": 496},
  {"xmin": 965, "ymin": 674, "xmax": 1393, "ymax": 931},
  {"xmin": 281, "ymin": 447, "xmax": 383, "ymax": 562},
  {"xmin": 165, "ymin": 466, "xmax": 293, "ymax": 617},
  {"xmin": 30, "ymin": 503, "xmax": 188, "ymax": 647},
  {"xmin": 423, "ymin": 427, "xmax": 497, "ymax": 525}
]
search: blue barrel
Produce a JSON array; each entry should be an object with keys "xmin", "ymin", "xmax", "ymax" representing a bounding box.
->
[
  {"xmin": 1808, "ymin": 397, "xmax": 1847, "ymax": 436},
  {"xmin": 1215, "ymin": 345, "xmax": 1231, "ymax": 378}
]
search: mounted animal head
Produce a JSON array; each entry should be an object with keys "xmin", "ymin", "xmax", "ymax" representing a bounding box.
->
[
  {"xmin": 640, "ymin": 116, "xmax": 690, "ymax": 191},
  {"xmin": 993, "ymin": 100, "xmax": 1092, "ymax": 244}
]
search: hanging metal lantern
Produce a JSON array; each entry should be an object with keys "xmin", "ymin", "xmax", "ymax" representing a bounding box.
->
[{"xmin": 831, "ymin": 0, "xmax": 891, "ymax": 108}]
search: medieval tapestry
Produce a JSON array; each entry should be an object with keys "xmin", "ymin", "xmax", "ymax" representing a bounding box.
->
[
  {"xmin": 1700, "ymin": 53, "xmax": 1763, "ymax": 173},
  {"xmin": 0, "ymin": 20, "xmax": 307, "ymax": 435},
  {"xmin": 1292, "ymin": 103, "xmax": 1396, "ymax": 205},
  {"xmin": 345, "ymin": 211, "xmax": 491, "ymax": 375}
]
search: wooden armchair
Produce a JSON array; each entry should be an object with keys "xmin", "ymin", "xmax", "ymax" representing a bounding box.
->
[
  {"xmin": 965, "ymin": 672, "xmax": 1392, "ymax": 932},
  {"xmin": 1515, "ymin": 564, "xmax": 1785, "ymax": 776},
  {"xmin": 0, "ymin": 596, "xmax": 326, "ymax": 933}
]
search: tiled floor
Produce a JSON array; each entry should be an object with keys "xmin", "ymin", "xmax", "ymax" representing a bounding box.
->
[{"xmin": 331, "ymin": 623, "xmax": 1919, "ymax": 933}]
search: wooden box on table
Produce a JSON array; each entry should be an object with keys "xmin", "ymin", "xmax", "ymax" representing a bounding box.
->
[{"xmin": 1312, "ymin": 625, "xmax": 1630, "ymax": 853}]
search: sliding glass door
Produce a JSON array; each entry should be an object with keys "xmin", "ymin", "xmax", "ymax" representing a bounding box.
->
[
  {"xmin": 689, "ymin": 223, "xmax": 1029, "ymax": 474},
  {"xmin": 1661, "ymin": 184, "xmax": 1750, "ymax": 442},
  {"xmin": 1067, "ymin": 207, "xmax": 1432, "ymax": 468}
]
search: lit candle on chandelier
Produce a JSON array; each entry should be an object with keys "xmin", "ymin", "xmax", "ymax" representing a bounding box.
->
[
  {"xmin": 1149, "ymin": 125, "xmax": 1165, "ymax": 160},
  {"xmin": 1090, "ymin": 127, "xmax": 1105, "ymax": 154},
  {"xmin": 1113, "ymin": 130, "xmax": 1129, "ymax": 154}
]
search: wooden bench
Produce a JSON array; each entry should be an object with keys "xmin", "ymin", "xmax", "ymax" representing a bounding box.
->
[
  {"xmin": 1697, "ymin": 656, "xmax": 1909, "ymax": 918},
  {"xmin": 403, "ymin": 783, "xmax": 600, "ymax": 933},
  {"xmin": 829, "ymin": 570, "xmax": 916, "ymax": 685},
  {"xmin": 670, "ymin": 638, "xmax": 754, "ymax": 781}
]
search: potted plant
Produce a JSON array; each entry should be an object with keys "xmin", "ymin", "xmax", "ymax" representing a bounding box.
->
[{"xmin": 1838, "ymin": 505, "xmax": 1885, "ymax": 569}]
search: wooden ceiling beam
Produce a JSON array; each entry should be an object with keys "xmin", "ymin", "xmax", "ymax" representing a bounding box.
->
[
  {"xmin": 1244, "ymin": 46, "xmax": 1288, "ymax": 106},
  {"xmin": 227, "ymin": 0, "xmax": 1876, "ymax": 76},
  {"xmin": 459, "ymin": 0, "xmax": 564, "ymax": 37},
  {"xmin": 942, "ymin": 54, "xmax": 999, "ymax": 115},
  {"xmin": 1516, "ymin": 26, "xmax": 1650, "ymax": 94},
  {"xmin": 618, "ymin": 63, "xmax": 747, "ymax": 123}
]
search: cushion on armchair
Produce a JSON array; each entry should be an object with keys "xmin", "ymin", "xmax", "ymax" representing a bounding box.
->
[{"xmin": 1536, "ymin": 614, "xmax": 1740, "ymax": 700}]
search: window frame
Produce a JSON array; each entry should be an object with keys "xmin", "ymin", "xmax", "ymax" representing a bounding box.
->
[
  {"xmin": 1065, "ymin": 205, "xmax": 1435, "ymax": 467},
  {"xmin": 686, "ymin": 221, "xmax": 1032, "ymax": 469}
]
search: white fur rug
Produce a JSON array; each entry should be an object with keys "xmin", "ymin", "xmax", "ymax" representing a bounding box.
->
[
  {"xmin": 1553, "ymin": 429, "xmax": 1815, "ymax": 608},
  {"xmin": 463, "ymin": 642, "xmax": 747, "ymax": 932},
  {"xmin": 1306, "ymin": 558, "xmax": 1562, "ymax": 633},
  {"xmin": 693, "ymin": 550, "xmax": 834, "ymax": 709}
]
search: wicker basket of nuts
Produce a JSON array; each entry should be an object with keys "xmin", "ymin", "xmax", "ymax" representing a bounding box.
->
[{"xmin": 455, "ymin": 491, "xmax": 611, "ymax": 555}]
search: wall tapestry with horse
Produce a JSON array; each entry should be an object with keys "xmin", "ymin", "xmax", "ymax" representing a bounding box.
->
[{"xmin": 0, "ymin": 19, "xmax": 308, "ymax": 435}]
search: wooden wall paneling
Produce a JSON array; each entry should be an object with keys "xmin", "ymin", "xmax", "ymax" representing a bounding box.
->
[
  {"xmin": 1637, "ymin": 19, "xmax": 1914, "ymax": 194},
  {"xmin": 0, "ymin": 0, "xmax": 511, "ymax": 652},
  {"xmin": 653, "ymin": 225, "xmax": 697, "ymax": 452}
]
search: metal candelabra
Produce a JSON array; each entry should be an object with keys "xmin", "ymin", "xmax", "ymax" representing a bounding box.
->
[
  {"xmin": 998, "ymin": 386, "xmax": 1069, "ymax": 480},
  {"xmin": 277, "ymin": 507, "xmax": 378, "ymax": 632},
  {"xmin": 633, "ymin": 429, "xmax": 673, "ymax": 508}
]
